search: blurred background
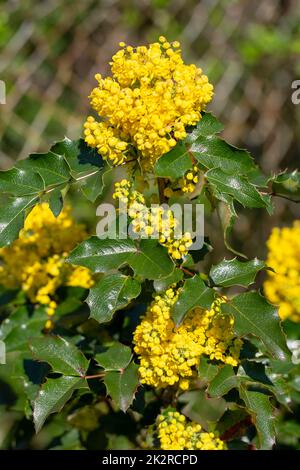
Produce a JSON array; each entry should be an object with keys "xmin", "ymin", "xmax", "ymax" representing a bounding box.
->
[{"xmin": 0, "ymin": 0, "xmax": 300, "ymax": 254}]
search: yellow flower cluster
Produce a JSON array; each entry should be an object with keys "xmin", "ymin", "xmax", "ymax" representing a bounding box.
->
[
  {"xmin": 264, "ymin": 222, "xmax": 300, "ymax": 322},
  {"xmin": 84, "ymin": 37, "xmax": 213, "ymax": 169},
  {"xmin": 157, "ymin": 411, "xmax": 225, "ymax": 450},
  {"xmin": 0, "ymin": 203, "xmax": 94, "ymax": 324},
  {"xmin": 113, "ymin": 179, "xmax": 193, "ymax": 260},
  {"xmin": 133, "ymin": 288, "xmax": 242, "ymax": 389},
  {"xmin": 180, "ymin": 166, "xmax": 200, "ymax": 194}
]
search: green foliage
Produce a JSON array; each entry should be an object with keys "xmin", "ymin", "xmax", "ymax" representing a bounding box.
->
[
  {"xmin": 0, "ymin": 111, "xmax": 297, "ymax": 451},
  {"xmin": 103, "ymin": 362, "xmax": 139, "ymax": 412},
  {"xmin": 221, "ymin": 293, "xmax": 291, "ymax": 361},
  {"xmin": 210, "ymin": 258, "xmax": 266, "ymax": 287},
  {"xmin": 33, "ymin": 376, "xmax": 88, "ymax": 433},
  {"xmin": 29, "ymin": 336, "xmax": 89, "ymax": 376},
  {"xmin": 87, "ymin": 274, "xmax": 141, "ymax": 324}
]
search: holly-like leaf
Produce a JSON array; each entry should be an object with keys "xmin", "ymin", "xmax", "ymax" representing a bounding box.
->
[
  {"xmin": 86, "ymin": 273, "xmax": 141, "ymax": 324},
  {"xmin": 0, "ymin": 195, "xmax": 38, "ymax": 247},
  {"xmin": 103, "ymin": 362, "xmax": 139, "ymax": 412},
  {"xmin": 179, "ymin": 390, "xmax": 227, "ymax": 429},
  {"xmin": 210, "ymin": 258, "xmax": 266, "ymax": 287},
  {"xmin": 185, "ymin": 112, "xmax": 224, "ymax": 142},
  {"xmin": 153, "ymin": 268, "xmax": 184, "ymax": 293},
  {"xmin": 0, "ymin": 306, "xmax": 48, "ymax": 352},
  {"xmin": 192, "ymin": 137, "xmax": 255, "ymax": 175},
  {"xmin": 239, "ymin": 386, "xmax": 275, "ymax": 450},
  {"xmin": 19, "ymin": 151, "xmax": 70, "ymax": 187},
  {"xmin": 154, "ymin": 142, "xmax": 192, "ymax": 179},
  {"xmin": 95, "ymin": 343, "xmax": 132, "ymax": 370},
  {"xmin": 67, "ymin": 237, "xmax": 137, "ymax": 273},
  {"xmin": 29, "ymin": 335, "xmax": 89, "ymax": 377},
  {"xmin": 208, "ymin": 365, "xmax": 239, "ymax": 397},
  {"xmin": 0, "ymin": 167, "xmax": 44, "ymax": 196},
  {"xmin": 52, "ymin": 138, "xmax": 104, "ymax": 177},
  {"xmin": 221, "ymin": 292, "xmax": 291, "ymax": 361},
  {"xmin": 80, "ymin": 169, "xmax": 108, "ymax": 203},
  {"xmin": 172, "ymin": 275, "xmax": 215, "ymax": 325},
  {"xmin": 129, "ymin": 239, "xmax": 174, "ymax": 280},
  {"xmin": 198, "ymin": 357, "xmax": 219, "ymax": 383},
  {"xmin": 207, "ymin": 168, "xmax": 268, "ymax": 209},
  {"xmin": 33, "ymin": 376, "xmax": 87, "ymax": 433}
]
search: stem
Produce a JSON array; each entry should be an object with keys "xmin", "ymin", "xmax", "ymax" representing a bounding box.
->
[
  {"xmin": 220, "ymin": 416, "xmax": 252, "ymax": 442},
  {"xmin": 180, "ymin": 266, "xmax": 195, "ymax": 277},
  {"xmin": 157, "ymin": 178, "xmax": 167, "ymax": 204},
  {"xmin": 84, "ymin": 373, "xmax": 105, "ymax": 380},
  {"xmin": 41, "ymin": 169, "xmax": 101, "ymax": 196}
]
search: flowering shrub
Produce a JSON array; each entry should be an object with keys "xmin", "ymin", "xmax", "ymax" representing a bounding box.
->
[{"xmin": 0, "ymin": 38, "xmax": 299, "ymax": 451}]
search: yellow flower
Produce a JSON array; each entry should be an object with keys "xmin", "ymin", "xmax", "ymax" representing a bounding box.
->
[
  {"xmin": 133, "ymin": 289, "xmax": 242, "ymax": 389},
  {"xmin": 0, "ymin": 203, "xmax": 94, "ymax": 319},
  {"xmin": 264, "ymin": 222, "xmax": 300, "ymax": 322},
  {"xmin": 180, "ymin": 166, "xmax": 200, "ymax": 194},
  {"xmin": 84, "ymin": 38, "xmax": 213, "ymax": 169},
  {"xmin": 113, "ymin": 180, "xmax": 193, "ymax": 261},
  {"xmin": 157, "ymin": 411, "xmax": 225, "ymax": 450}
]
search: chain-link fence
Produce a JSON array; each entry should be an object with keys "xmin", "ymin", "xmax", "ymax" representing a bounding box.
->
[{"xmin": 1, "ymin": 0, "xmax": 299, "ymax": 172}]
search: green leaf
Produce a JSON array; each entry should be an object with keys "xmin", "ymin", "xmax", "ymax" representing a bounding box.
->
[
  {"xmin": 68, "ymin": 238, "xmax": 173, "ymax": 280},
  {"xmin": 67, "ymin": 237, "xmax": 137, "ymax": 273},
  {"xmin": 210, "ymin": 258, "xmax": 266, "ymax": 287},
  {"xmin": 0, "ymin": 195, "xmax": 38, "ymax": 247},
  {"xmin": 95, "ymin": 343, "xmax": 132, "ymax": 370},
  {"xmin": 29, "ymin": 335, "xmax": 89, "ymax": 377},
  {"xmin": 192, "ymin": 136, "xmax": 255, "ymax": 175},
  {"xmin": 185, "ymin": 112, "xmax": 224, "ymax": 142},
  {"xmin": 179, "ymin": 390, "xmax": 227, "ymax": 428},
  {"xmin": 172, "ymin": 275, "xmax": 215, "ymax": 326},
  {"xmin": 0, "ymin": 305, "xmax": 48, "ymax": 352},
  {"xmin": 206, "ymin": 168, "xmax": 268, "ymax": 208},
  {"xmin": 154, "ymin": 142, "xmax": 192, "ymax": 179},
  {"xmin": 33, "ymin": 376, "xmax": 87, "ymax": 433},
  {"xmin": 86, "ymin": 273, "xmax": 141, "ymax": 324},
  {"xmin": 19, "ymin": 151, "xmax": 70, "ymax": 187},
  {"xmin": 52, "ymin": 138, "xmax": 104, "ymax": 177},
  {"xmin": 153, "ymin": 268, "xmax": 184, "ymax": 293},
  {"xmin": 0, "ymin": 167, "xmax": 44, "ymax": 196},
  {"xmin": 130, "ymin": 239, "xmax": 174, "ymax": 280},
  {"xmin": 221, "ymin": 292, "xmax": 291, "ymax": 361},
  {"xmin": 198, "ymin": 357, "xmax": 219, "ymax": 383},
  {"xmin": 103, "ymin": 362, "xmax": 139, "ymax": 412},
  {"xmin": 239, "ymin": 386, "xmax": 275, "ymax": 449},
  {"xmin": 216, "ymin": 199, "xmax": 246, "ymax": 258},
  {"xmin": 48, "ymin": 188, "xmax": 63, "ymax": 217},
  {"xmin": 208, "ymin": 365, "xmax": 239, "ymax": 397},
  {"xmin": 80, "ymin": 169, "xmax": 108, "ymax": 203}
]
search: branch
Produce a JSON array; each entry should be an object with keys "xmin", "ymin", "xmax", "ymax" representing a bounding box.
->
[{"xmin": 270, "ymin": 192, "xmax": 300, "ymax": 203}]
